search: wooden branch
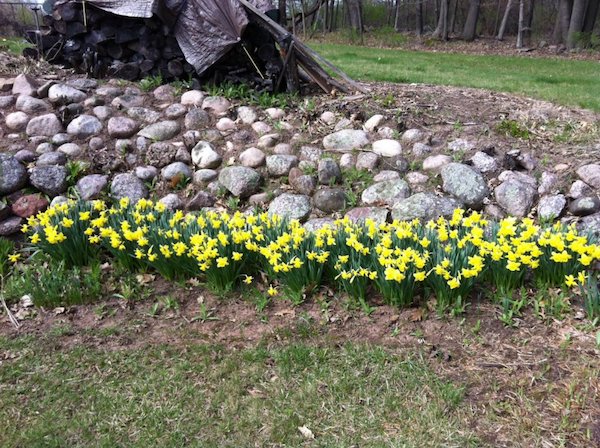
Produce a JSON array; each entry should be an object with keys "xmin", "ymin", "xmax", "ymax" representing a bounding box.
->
[{"xmin": 238, "ymin": 0, "xmax": 365, "ymax": 94}]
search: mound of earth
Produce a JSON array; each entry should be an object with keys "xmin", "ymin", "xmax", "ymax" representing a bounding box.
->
[{"xmin": 1, "ymin": 57, "xmax": 600, "ymax": 237}]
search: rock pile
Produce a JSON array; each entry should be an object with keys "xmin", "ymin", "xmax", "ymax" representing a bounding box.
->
[{"xmin": 2, "ymin": 72, "xmax": 600, "ymax": 237}]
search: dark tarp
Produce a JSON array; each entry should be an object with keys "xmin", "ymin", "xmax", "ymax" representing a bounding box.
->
[{"xmin": 55, "ymin": 0, "xmax": 273, "ymax": 74}]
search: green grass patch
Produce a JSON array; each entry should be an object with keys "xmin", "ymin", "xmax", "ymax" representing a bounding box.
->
[
  {"xmin": 0, "ymin": 36, "xmax": 32, "ymax": 55},
  {"xmin": 0, "ymin": 337, "xmax": 478, "ymax": 447},
  {"xmin": 309, "ymin": 43, "xmax": 600, "ymax": 112}
]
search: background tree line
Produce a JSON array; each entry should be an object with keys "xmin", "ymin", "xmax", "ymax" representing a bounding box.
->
[{"xmin": 277, "ymin": 0, "xmax": 599, "ymax": 49}]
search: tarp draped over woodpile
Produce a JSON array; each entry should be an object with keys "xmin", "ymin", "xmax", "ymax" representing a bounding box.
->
[{"xmin": 54, "ymin": 0, "xmax": 274, "ymax": 74}]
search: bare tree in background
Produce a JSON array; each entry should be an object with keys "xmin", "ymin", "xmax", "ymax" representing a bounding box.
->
[{"xmin": 463, "ymin": 0, "xmax": 482, "ymax": 40}]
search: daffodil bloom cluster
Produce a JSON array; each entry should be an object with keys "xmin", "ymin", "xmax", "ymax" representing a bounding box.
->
[{"xmin": 22, "ymin": 200, "xmax": 600, "ymax": 316}]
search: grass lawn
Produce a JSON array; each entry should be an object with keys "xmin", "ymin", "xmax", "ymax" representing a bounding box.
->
[
  {"xmin": 0, "ymin": 335, "xmax": 477, "ymax": 447},
  {"xmin": 310, "ymin": 42, "xmax": 600, "ymax": 112}
]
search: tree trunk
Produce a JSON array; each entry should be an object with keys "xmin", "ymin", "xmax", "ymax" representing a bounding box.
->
[
  {"xmin": 416, "ymin": 0, "xmax": 424, "ymax": 35},
  {"xmin": 496, "ymin": 0, "xmax": 513, "ymax": 40},
  {"xmin": 517, "ymin": 0, "xmax": 525, "ymax": 47},
  {"xmin": 278, "ymin": 0, "xmax": 286, "ymax": 26},
  {"xmin": 558, "ymin": 0, "xmax": 573, "ymax": 43},
  {"xmin": 566, "ymin": 0, "xmax": 587, "ymax": 48},
  {"xmin": 345, "ymin": 0, "xmax": 363, "ymax": 41},
  {"xmin": 433, "ymin": 0, "xmax": 449, "ymax": 39},
  {"xmin": 524, "ymin": 0, "xmax": 535, "ymax": 43},
  {"xmin": 494, "ymin": 0, "xmax": 502, "ymax": 35},
  {"xmin": 583, "ymin": 0, "xmax": 599, "ymax": 33},
  {"xmin": 450, "ymin": 0, "xmax": 459, "ymax": 32},
  {"xmin": 395, "ymin": 0, "xmax": 402, "ymax": 31},
  {"xmin": 463, "ymin": 0, "xmax": 481, "ymax": 41}
]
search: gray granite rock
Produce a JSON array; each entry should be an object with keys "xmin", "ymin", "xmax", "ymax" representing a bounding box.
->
[
  {"xmin": 202, "ymin": 96, "xmax": 231, "ymax": 115},
  {"xmin": 15, "ymin": 95, "xmax": 49, "ymax": 114},
  {"xmin": 186, "ymin": 191, "xmax": 216, "ymax": 210},
  {"xmin": 291, "ymin": 174, "xmax": 317, "ymax": 196},
  {"xmin": 372, "ymin": 139, "xmax": 402, "ymax": 158},
  {"xmin": 193, "ymin": 169, "xmax": 218, "ymax": 184},
  {"xmin": 569, "ymin": 180, "xmax": 593, "ymax": 199},
  {"xmin": 391, "ymin": 193, "xmax": 462, "ymax": 221},
  {"xmin": 422, "ymin": 154, "xmax": 452, "ymax": 172},
  {"xmin": 159, "ymin": 193, "xmax": 184, "ymax": 210},
  {"xmin": 363, "ymin": 114, "xmax": 384, "ymax": 132},
  {"xmin": 185, "ymin": 108, "xmax": 211, "ymax": 129},
  {"xmin": 110, "ymin": 173, "xmax": 149, "ymax": 203},
  {"xmin": 145, "ymin": 142, "xmax": 177, "ymax": 167},
  {"xmin": 5, "ymin": 111, "xmax": 29, "ymax": 131},
  {"xmin": 134, "ymin": 165, "xmax": 158, "ymax": 182},
  {"xmin": 107, "ymin": 116, "xmax": 139, "ymax": 138},
  {"xmin": 345, "ymin": 207, "xmax": 389, "ymax": 225},
  {"xmin": 0, "ymin": 216, "xmax": 23, "ymax": 236},
  {"xmin": 12, "ymin": 74, "xmax": 37, "ymax": 96},
  {"xmin": 57, "ymin": 143, "xmax": 82, "ymax": 158},
  {"xmin": 237, "ymin": 106, "xmax": 257, "ymax": 124},
  {"xmin": 318, "ymin": 158, "xmax": 341, "ymax": 185},
  {"xmin": 569, "ymin": 196, "xmax": 600, "ymax": 216},
  {"xmin": 191, "ymin": 141, "xmax": 222, "ymax": 169},
  {"xmin": 165, "ymin": 103, "xmax": 188, "ymax": 119},
  {"xmin": 37, "ymin": 151, "xmax": 67, "ymax": 166},
  {"xmin": 538, "ymin": 172, "xmax": 559, "ymax": 195},
  {"xmin": 356, "ymin": 152, "xmax": 380, "ymax": 171},
  {"xmin": 299, "ymin": 146, "xmax": 322, "ymax": 162},
  {"xmin": 494, "ymin": 178, "xmax": 537, "ymax": 217},
  {"xmin": 362, "ymin": 179, "xmax": 410, "ymax": 206},
  {"xmin": 29, "ymin": 165, "xmax": 67, "ymax": 196},
  {"xmin": 441, "ymin": 163, "xmax": 489, "ymax": 209},
  {"xmin": 374, "ymin": 170, "xmax": 400, "ymax": 182},
  {"xmin": 67, "ymin": 115, "xmax": 102, "ymax": 137},
  {"xmin": 576, "ymin": 164, "xmax": 600, "ymax": 189},
  {"xmin": 314, "ymin": 188, "xmax": 346, "ymax": 212},
  {"xmin": 538, "ymin": 195, "xmax": 566, "ymax": 221},
  {"xmin": 448, "ymin": 138, "xmax": 475, "ymax": 152},
  {"xmin": 0, "ymin": 154, "xmax": 27, "ymax": 195},
  {"xmin": 218, "ymin": 166, "xmax": 261, "ymax": 197},
  {"xmin": 48, "ymin": 84, "xmax": 87, "ymax": 104},
  {"xmin": 304, "ymin": 217, "xmax": 335, "ymax": 232},
  {"xmin": 323, "ymin": 129, "xmax": 369, "ymax": 151},
  {"xmin": 239, "ymin": 147, "xmax": 266, "ymax": 168},
  {"xmin": 471, "ymin": 151, "xmax": 498, "ymax": 173},
  {"xmin": 138, "ymin": 120, "xmax": 180, "ymax": 141},
  {"xmin": 401, "ymin": 128, "xmax": 425, "ymax": 143},
  {"xmin": 180, "ymin": 90, "xmax": 204, "ymax": 106},
  {"xmin": 268, "ymin": 193, "xmax": 311, "ymax": 221},
  {"xmin": 266, "ymin": 155, "xmax": 299, "ymax": 177},
  {"xmin": 76, "ymin": 174, "xmax": 108, "ymax": 200},
  {"xmin": 161, "ymin": 162, "xmax": 192, "ymax": 181},
  {"xmin": 26, "ymin": 113, "xmax": 63, "ymax": 136}
]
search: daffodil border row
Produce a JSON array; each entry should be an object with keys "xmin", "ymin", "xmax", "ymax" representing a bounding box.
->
[{"xmin": 18, "ymin": 198, "xmax": 600, "ymax": 318}]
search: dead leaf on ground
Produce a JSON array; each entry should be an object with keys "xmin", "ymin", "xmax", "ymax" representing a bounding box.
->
[
  {"xmin": 298, "ymin": 425, "xmax": 314, "ymax": 439},
  {"xmin": 136, "ymin": 274, "xmax": 155, "ymax": 285}
]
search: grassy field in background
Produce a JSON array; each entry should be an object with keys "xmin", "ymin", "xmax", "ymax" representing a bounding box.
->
[
  {"xmin": 0, "ymin": 335, "xmax": 476, "ymax": 447},
  {"xmin": 310, "ymin": 42, "xmax": 600, "ymax": 112}
]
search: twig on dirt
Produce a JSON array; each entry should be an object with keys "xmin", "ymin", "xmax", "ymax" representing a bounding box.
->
[
  {"xmin": 477, "ymin": 357, "xmax": 548, "ymax": 369},
  {"xmin": 0, "ymin": 276, "xmax": 20, "ymax": 329}
]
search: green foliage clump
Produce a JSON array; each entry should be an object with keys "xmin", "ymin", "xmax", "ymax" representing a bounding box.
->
[{"xmin": 496, "ymin": 119, "xmax": 530, "ymax": 139}]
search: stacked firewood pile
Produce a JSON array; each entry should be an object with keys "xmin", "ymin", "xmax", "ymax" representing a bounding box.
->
[
  {"xmin": 39, "ymin": 2, "xmax": 201, "ymax": 81},
  {"xmin": 32, "ymin": 0, "xmax": 362, "ymax": 95}
]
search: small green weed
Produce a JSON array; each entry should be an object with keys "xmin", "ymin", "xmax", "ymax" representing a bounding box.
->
[
  {"xmin": 499, "ymin": 290, "xmax": 527, "ymax": 327},
  {"xmin": 496, "ymin": 119, "xmax": 530, "ymax": 140},
  {"xmin": 206, "ymin": 81, "xmax": 295, "ymax": 109},
  {"xmin": 0, "ymin": 237, "xmax": 15, "ymax": 277},
  {"xmin": 139, "ymin": 74, "xmax": 164, "ymax": 92},
  {"xmin": 5, "ymin": 256, "xmax": 103, "ymax": 307},
  {"xmin": 66, "ymin": 160, "xmax": 88, "ymax": 186}
]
